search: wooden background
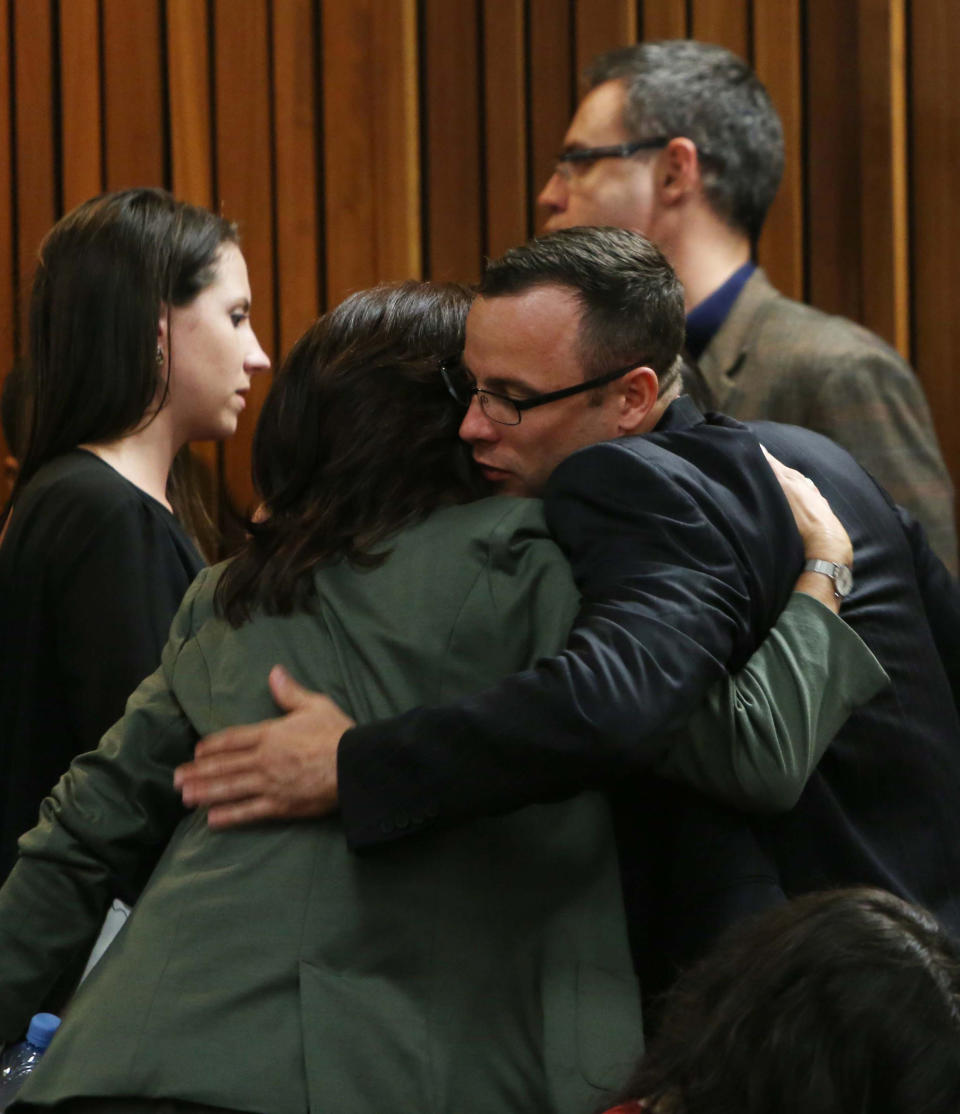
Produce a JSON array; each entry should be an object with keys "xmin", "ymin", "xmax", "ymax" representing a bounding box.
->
[{"xmin": 1, "ymin": 0, "xmax": 958, "ymax": 531}]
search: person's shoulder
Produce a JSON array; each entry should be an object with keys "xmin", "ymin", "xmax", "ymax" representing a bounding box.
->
[
  {"xmin": 8, "ymin": 451, "xmax": 143, "ymax": 549},
  {"xmin": 755, "ymin": 282, "xmax": 911, "ymax": 372},
  {"xmin": 21, "ymin": 450, "xmax": 134, "ymax": 508},
  {"xmin": 401, "ymin": 495, "xmax": 549, "ymax": 546}
]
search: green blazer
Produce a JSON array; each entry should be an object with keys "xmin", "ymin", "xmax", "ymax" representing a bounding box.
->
[{"xmin": 0, "ymin": 497, "xmax": 885, "ymax": 1114}]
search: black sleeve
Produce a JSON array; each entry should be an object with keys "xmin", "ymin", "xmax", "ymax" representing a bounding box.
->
[
  {"xmin": 55, "ymin": 497, "xmax": 197, "ymax": 750},
  {"xmin": 339, "ymin": 442, "xmax": 769, "ymax": 849},
  {"xmin": 897, "ymin": 505, "xmax": 960, "ymax": 708}
]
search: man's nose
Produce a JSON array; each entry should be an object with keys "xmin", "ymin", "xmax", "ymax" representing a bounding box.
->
[
  {"xmin": 537, "ymin": 170, "xmax": 567, "ymax": 217},
  {"xmin": 459, "ymin": 395, "xmax": 497, "ymax": 442}
]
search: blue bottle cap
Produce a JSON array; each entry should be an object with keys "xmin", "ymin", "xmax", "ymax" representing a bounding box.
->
[{"xmin": 25, "ymin": 1013, "xmax": 60, "ymax": 1050}]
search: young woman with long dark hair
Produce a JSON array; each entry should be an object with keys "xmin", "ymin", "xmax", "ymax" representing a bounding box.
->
[{"xmin": 0, "ymin": 188, "xmax": 269, "ymax": 878}]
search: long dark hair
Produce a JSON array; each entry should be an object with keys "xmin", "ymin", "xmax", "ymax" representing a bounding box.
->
[
  {"xmin": 616, "ymin": 888, "xmax": 960, "ymax": 1114},
  {"xmin": 2, "ymin": 187, "xmax": 237, "ymax": 535},
  {"xmin": 215, "ymin": 280, "xmax": 487, "ymax": 626}
]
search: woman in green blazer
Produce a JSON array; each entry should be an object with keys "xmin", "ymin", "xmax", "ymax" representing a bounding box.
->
[{"xmin": 0, "ymin": 282, "xmax": 884, "ymax": 1114}]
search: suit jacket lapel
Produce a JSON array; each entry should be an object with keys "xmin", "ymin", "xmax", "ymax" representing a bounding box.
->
[{"xmin": 697, "ymin": 268, "xmax": 780, "ymax": 408}]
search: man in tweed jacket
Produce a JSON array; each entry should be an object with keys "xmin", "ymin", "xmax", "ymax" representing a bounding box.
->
[{"xmin": 538, "ymin": 39, "xmax": 957, "ymax": 573}]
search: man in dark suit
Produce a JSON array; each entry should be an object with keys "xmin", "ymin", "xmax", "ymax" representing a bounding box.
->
[
  {"xmin": 177, "ymin": 227, "xmax": 960, "ymax": 967},
  {"xmin": 538, "ymin": 39, "xmax": 957, "ymax": 572}
]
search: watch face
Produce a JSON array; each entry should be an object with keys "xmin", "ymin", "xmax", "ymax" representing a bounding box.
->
[{"xmin": 835, "ymin": 564, "xmax": 853, "ymax": 597}]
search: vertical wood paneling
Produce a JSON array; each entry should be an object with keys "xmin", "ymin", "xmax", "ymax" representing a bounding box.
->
[
  {"xmin": 272, "ymin": 0, "xmax": 320, "ymax": 352},
  {"xmin": 102, "ymin": 0, "xmax": 164, "ymax": 188},
  {"xmin": 804, "ymin": 0, "xmax": 861, "ymax": 319},
  {"xmin": 642, "ymin": 0, "xmax": 687, "ymax": 40},
  {"xmin": 370, "ymin": 0, "xmax": 420, "ymax": 284},
  {"xmin": 166, "ymin": 0, "xmax": 218, "ymax": 513},
  {"xmin": 528, "ymin": 0, "xmax": 574, "ymax": 232},
  {"xmin": 322, "ymin": 0, "xmax": 420, "ymax": 306},
  {"xmin": 166, "ymin": 0, "xmax": 213, "ymax": 208},
  {"xmin": 13, "ymin": 0, "xmax": 56, "ymax": 344},
  {"xmin": 0, "ymin": 0, "xmax": 14, "ymax": 396},
  {"xmin": 574, "ymin": 0, "xmax": 637, "ymax": 78},
  {"xmin": 423, "ymin": 0, "xmax": 482, "ymax": 282},
  {"xmin": 4, "ymin": 0, "xmax": 960, "ymax": 525},
  {"xmin": 754, "ymin": 0, "xmax": 804, "ymax": 300},
  {"xmin": 482, "ymin": 0, "xmax": 526, "ymax": 258},
  {"xmin": 690, "ymin": 0, "xmax": 747, "ymax": 54},
  {"xmin": 213, "ymin": 0, "xmax": 274, "ymax": 513},
  {"xmin": 910, "ymin": 0, "xmax": 960, "ymax": 523},
  {"xmin": 858, "ymin": 0, "xmax": 909, "ymax": 355},
  {"xmin": 59, "ymin": 0, "xmax": 102, "ymax": 211}
]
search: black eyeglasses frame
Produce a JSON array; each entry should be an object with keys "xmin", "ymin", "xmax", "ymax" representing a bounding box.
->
[
  {"xmin": 440, "ymin": 359, "xmax": 644, "ymax": 426},
  {"xmin": 554, "ymin": 136, "xmax": 670, "ymax": 167}
]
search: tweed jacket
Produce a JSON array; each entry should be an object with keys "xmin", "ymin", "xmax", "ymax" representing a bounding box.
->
[{"xmin": 697, "ymin": 268, "xmax": 957, "ymax": 573}]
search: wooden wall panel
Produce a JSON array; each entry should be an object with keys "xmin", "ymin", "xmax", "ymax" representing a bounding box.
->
[
  {"xmin": 641, "ymin": 0, "xmax": 687, "ymax": 40},
  {"xmin": 754, "ymin": 0, "xmax": 803, "ymax": 300},
  {"xmin": 272, "ymin": 0, "xmax": 320, "ymax": 352},
  {"xmin": 13, "ymin": 0, "xmax": 56, "ymax": 343},
  {"xmin": 857, "ymin": 0, "xmax": 909, "ymax": 355},
  {"xmin": 804, "ymin": 0, "xmax": 862, "ymax": 319},
  {"xmin": 0, "ymin": 0, "xmax": 14, "ymax": 404},
  {"xmin": 166, "ymin": 0, "xmax": 218, "ymax": 510},
  {"xmin": 910, "ymin": 0, "xmax": 960, "ymax": 523},
  {"xmin": 690, "ymin": 0, "xmax": 747, "ymax": 54},
  {"xmin": 4, "ymin": 0, "xmax": 960, "ymax": 531},
  {"xmin": 322, "ymin": 0, "xmax": 420, "ymax": 305},
  {"xmin": 423, "ymin": 0, "xmax": 482, "ymax": 282},
  {"xmin": 574, "ymin": 0, "xmax": 637, "ymax": 78},
  {"xmin": 102, "ymin": 0, "xmax": 164, "ymax": 188},
  {"xmin": 213, "ymin": 0, "xmax": 274, "ymax": 513},
  {"xmin": 482, "ymin": 0, "xmax": 526, "ymax": 258},
  {"xmin": 59, "ymin": 0, "xmax": 102, "ymax": 211},
  {"xmin": 528, "ymin": 0, "xmax": 575, "ymax": 232},
  {"xmin": 166, "ymin": 0, "xmax": 213, "ymax": 208}
]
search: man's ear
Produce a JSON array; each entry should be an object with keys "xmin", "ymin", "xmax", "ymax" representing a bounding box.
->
[
  {"xmin": 657, "ymin": 137, "xmax": 700, "ymax": 205},
  {"xmin": 617, "ymin": 366, "xmax": 659, "ymax": 434}
]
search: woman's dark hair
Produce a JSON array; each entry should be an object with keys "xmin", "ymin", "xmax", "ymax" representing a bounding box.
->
[
  {"xmin": 1, "ymin": 359, "xmax": 30, "ymax": 459},
  {"xmin": 2, "ymin": 187, "xmax": 237, "ymax": 531},
  {"xmin": 614, "ymin": 888, "xmax": 960, "ymax": 1114},
  {"xmin": 215, "ymin": 280, "xmax": 487, "ymax": 626}
]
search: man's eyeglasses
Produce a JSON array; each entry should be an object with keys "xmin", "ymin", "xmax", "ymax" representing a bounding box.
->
[
  {"xmin": 553, "ymin": 136, "xmax": 669, "ymax": 180},
  {"xmin": 440, "ymin": 359, "xmax": 642, "ymax": 427}
]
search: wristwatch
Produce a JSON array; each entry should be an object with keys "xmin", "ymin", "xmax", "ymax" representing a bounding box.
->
[{"xmin": 803, "ymin": 558, "xmax": 853, "ymax": 601}]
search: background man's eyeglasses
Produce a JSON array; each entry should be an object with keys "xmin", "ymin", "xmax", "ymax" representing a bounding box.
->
[
  {"xmin": 553, "ymin": 136, "xmax": 669, "ymax": 180},
  {"xmin": 440, "ymin": 360, "xmax": 642, "ymax": 426}
]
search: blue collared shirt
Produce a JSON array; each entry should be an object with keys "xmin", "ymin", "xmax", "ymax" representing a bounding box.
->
[{"xmin": 685, "ymin": 261, "xmax": 756, "ymax": 360}]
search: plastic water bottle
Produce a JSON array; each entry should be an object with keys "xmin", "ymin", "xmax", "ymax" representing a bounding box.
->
[{"xmin": 0, "ymin": 1013, "xmax": 61, "ymax": 1112}]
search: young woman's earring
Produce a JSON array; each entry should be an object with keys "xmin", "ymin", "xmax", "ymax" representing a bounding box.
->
[{"xmin": 156, "ymin": 345, "xmax": 165, "ymax": 366}]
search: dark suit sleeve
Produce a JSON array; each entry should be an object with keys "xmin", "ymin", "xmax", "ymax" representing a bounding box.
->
[
  {"xmin": 339, "ymin": 441, "xmax": 770, "ymax": 849},
  {"xmin": 896, "ymin": 505, "xmax": 960, "ymax": 708}
]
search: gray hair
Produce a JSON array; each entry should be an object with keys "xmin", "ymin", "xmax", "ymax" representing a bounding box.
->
[{"xmin": 585, "ymin": 40, "xmax": 784, "ymax": 243}]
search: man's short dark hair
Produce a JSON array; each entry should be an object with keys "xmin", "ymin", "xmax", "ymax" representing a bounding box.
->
[
  {"xmin": 585, "ymin": 40, "xmax": 784, "ymax": 243},
  {"xmin": 479, "ymin": 226, "xmax": 685, "ymax": 396}
]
